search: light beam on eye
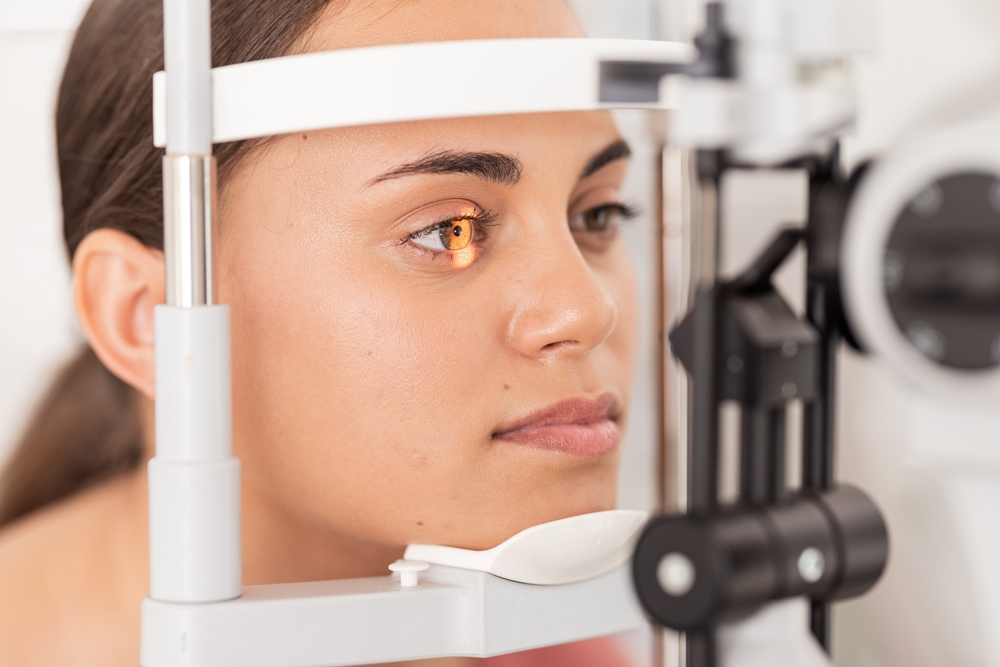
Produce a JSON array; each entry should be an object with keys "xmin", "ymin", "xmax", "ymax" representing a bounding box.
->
[{"xmin": 452, "ymin": 247, "xmax": 476, "ymax": 269}]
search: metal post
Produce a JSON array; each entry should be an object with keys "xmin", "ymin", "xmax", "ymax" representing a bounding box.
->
[
  {"xmin": 802, "ymin": 155, "xmax": 848, "ymax": 649},
  {"xmin": 147, "ymin": 0, "xmax": 242, "ymax": 605},
  {"xmin": 661, "ymin": 143, "xmax": 695, "ymax": 667},
  {"xmin": 741, "ymin": 405, "xmax": 787, "ymax": 505},
  {"xmin": 683, "ymin": 149, "xmax": 725, "ymax": 667},
  {"xmin": 163, "ymin": 155, "xmax": 214, "ymax": 307}
]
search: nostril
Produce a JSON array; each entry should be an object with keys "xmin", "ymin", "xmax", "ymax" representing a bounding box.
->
[{"xmin": 541, "ymin": 340, "xmax": 578, "ymax": 353}]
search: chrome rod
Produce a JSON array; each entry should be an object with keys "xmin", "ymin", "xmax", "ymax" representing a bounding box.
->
[{"xmin": 163, "ymin": 155, "xmax": 215, "ymax": 307}]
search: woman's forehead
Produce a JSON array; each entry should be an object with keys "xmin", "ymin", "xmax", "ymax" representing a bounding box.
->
[{"xmin": 301, "ymin": 0, "xmax": 585, "ymax": 53}]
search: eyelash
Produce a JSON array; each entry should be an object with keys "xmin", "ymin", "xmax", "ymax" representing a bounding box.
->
[
  {"xmin": 601, "ymin": 202, "xmax": 640, "ymax": 221},
  {"xmin": 620, "ymin": 202, "xmax": 641, "ymax": 219}
]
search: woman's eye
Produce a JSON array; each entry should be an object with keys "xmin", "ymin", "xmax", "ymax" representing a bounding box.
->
[
  {"xmin": 410, "ymin": 217, "xmax": 477, "ymax": 251},
  {"xmin": 569, "ymin": 203, "xmax": 638, "ymax": 235},
  {"xmin": 582, "ymin": 207, "xmax": 616, "ymax": 233}
]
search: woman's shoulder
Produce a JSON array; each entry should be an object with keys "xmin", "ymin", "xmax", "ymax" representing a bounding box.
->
[{"xmin": 0, "ymin": 474, "xmax": 147, "ymax": 666}]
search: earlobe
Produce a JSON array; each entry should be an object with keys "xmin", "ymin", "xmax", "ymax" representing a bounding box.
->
[{"xmin": 72, "ymin": 229, "xmax": 164, "ymax": 399}]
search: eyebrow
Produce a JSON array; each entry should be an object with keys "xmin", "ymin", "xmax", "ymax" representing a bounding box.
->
[
  {"xmin": 581, "ymin": 139, "xmax": 632, "ymax": 179},
  {"xmin": 371, "ymin": 150, "xmax": 524, "ymax": 186},
  {"xmin": 369, "ymin": 138, "xmax": 632, "ymax": 188}
]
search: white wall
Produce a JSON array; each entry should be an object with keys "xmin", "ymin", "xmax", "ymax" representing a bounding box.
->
[
  {"xmin": 0, "ymin": 14, "xmax": 84, "ymax": 467},
  {"xmin": 0, "ymin": 0, "xmax": 88, "ymax": 31}
]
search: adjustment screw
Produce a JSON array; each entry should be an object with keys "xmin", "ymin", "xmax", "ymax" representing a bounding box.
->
[
  {"xmin": 657, "ymin": 552, "xmax": 696, "ymax": 597},
  {"xmin": 797, "ymin": 547, "xmax": 825, "ymax": 584},
  {"xmin": 389, "ymin": 559, "xmax": 429, "ymax": 587},
  {"xmin": 782, "ymin": 341, "xmax": 798, "ymax": 357},
  {"xmin": 782, "ymin": 382, "xmax": 798, "ymax": 399}
]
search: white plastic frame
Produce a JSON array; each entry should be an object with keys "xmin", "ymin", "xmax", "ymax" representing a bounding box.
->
[
  {"xmin": 153, "ymin": 38, "xmax": 694, "ymax": 147},
  {"xmin": 842, "ymin": 118, "xmax": 1000, "ymax": 400},
  {"xmin": 141, "ymin": 564, "xmax": 645, "ymax": 667}
]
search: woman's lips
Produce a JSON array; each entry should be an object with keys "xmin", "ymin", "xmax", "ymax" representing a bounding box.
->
[{"xmin": 492, "ymin": 393, "xmax": 621, "ymax": 457}]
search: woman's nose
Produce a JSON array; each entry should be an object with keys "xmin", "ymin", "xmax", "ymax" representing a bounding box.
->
[{"xmin": 506, "ymin": 240, "xmax": 619, "ymax": 362}]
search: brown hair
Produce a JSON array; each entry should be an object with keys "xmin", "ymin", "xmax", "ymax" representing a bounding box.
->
[{"xmin": 0, "ymin": 0, "xmax": 335, "ymax": 528}]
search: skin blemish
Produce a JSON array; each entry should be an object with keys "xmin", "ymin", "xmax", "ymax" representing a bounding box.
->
[
  {"xmin": 417, "ymin": 521, "xmax": 424, "ymax": 526},
  {"xmin": 302, "ymin": 134, "xmax": 308, "ymax": 140},
  {"xmin": 503, "ymin": 384, "xmax": 510, "ymax": 391}
]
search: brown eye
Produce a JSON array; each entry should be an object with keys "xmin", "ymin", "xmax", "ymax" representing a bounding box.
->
[
  {"xmin": 568, "ymin": 203, "xmax": 638, "ymax": 250},
  {"xmin": 571, "ymin": 204, "xmax": 634, "ymax": 236},
  {"xmin": 583, "ymin": 207, "xmax": 614, "ymax": 233},
  {"xmin": 409, "ymin": 209, "xmax": 495, "ymax": 253},
  {"xmin": 569, "ymin": 204, "xmax": 632, "ymax": 236},
  {"xmin": 441, "ymin": 218, "xmax": 474, "ymax": 250}
]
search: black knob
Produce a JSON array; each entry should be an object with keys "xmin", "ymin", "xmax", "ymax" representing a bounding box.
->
[{"xmin": 632, "ymin": 485, "xmax": 888, "ymax": 631}]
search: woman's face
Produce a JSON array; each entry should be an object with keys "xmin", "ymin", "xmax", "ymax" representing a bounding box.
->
[{"xmin": 218, "ymin": 0, "xmax": 639, "ymax": 551}]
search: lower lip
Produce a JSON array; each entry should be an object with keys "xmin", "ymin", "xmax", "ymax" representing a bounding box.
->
[{"xmin": 494, "ymin": 419, "xmax": 619, "ymax": 457}]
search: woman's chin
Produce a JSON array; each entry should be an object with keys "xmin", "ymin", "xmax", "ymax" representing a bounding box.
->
[{"xmin": 456, "ymin": 493, "xmax": 618, "ymax": 551}]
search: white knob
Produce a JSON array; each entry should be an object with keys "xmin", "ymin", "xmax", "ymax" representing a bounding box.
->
[
  {"xmin": 389, "ymin": 559, "xmax": 429, "ymax": 587},
  {"xmin": 657, "ymin": 552, "xmax": 696, "ymax": 597},
  {"xmin": 797, "ymin": 547, "xmax": 826, "ymax": 584}
]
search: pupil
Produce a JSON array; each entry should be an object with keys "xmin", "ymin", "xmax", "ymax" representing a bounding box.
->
[
  {"xmin": 453, "ymin": 225, "xmax": 463, "ymax": 237},
  {"xmin": 588, "ymin": 210, "xmax": 607, "ymax": 231}
]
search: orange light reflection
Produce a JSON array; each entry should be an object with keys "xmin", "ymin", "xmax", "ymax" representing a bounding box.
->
[{"xmin": 452, "ymin": 247, "xmax": 476, "ymax": 269}]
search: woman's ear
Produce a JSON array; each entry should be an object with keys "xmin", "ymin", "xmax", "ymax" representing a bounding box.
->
[{"xmin": 72, "ymin": 229, "xmax": 164, "ymax": 399}]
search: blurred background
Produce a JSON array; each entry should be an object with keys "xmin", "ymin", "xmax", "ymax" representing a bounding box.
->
[{"xmin": 3, "ymin": 0, "xmax": 1000, "ymax": 665}]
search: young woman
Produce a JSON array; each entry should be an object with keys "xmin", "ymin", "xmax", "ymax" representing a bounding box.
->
[{"xmin": 0, "ymin": 0, "xmax": 640, "ymax": 664}]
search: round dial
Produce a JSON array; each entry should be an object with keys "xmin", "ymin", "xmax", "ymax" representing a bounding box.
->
[{"xmin": 885, "ymin": 172, "xmax": 1000, "ymax": 371}]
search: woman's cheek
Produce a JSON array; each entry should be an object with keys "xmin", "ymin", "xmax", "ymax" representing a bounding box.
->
[{"xmin": 317, "ymin": 274, "xmax": 491, "ymax": 443}]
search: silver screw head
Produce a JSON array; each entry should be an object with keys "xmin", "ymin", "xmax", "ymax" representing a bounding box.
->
[
  {"xmin": 657, "ymin": 552, "xmax": 696, "ymax": 597},
  {"xmin": 797, "ymin": 547, "xmax": 826, "ymax": 584}
]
